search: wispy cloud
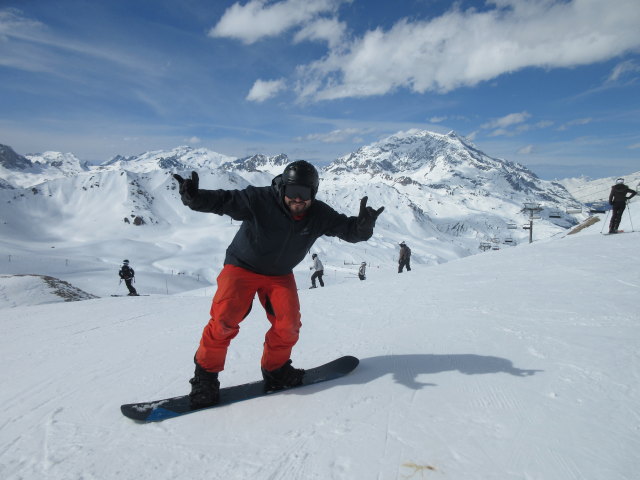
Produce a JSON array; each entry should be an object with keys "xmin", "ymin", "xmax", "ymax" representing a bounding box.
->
[
  {"xmin": 517, "ymin": 144, "xmax": 535, "ymax": 155},
  {"xmin": 607, "ymin": 60, "xmax": 640, "ymax": 83},
  {"xmin": 476, "ymin": 112, "xmax": 554, "ymax": 137},
  {"xmin": 209, "ymin": 0, "xmax": 347, "ymax": 45},
  {"xmin": 295, "ymin": 128, "xmax": 367, "ymax": 143},
  {"xmin": 557, "ymin": 118, "xmax": 592, "ymax": 131},
  {"xmin": 246, "ymin": 79, "xmax": 287, "ymax": 102},
  {"xmin": 0, "ymin": 8, "xmax": 162, "ymax": 78},
  {"xmin": 481, "ymin": 112, "xmax": 531, "ymax": 130},
  {"xmin": 293, "ymin": 17, "xmax": 347, "ymax": 49}
]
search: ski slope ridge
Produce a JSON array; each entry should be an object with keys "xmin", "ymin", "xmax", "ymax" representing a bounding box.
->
[{"xmin": 1, "ymin": 222, "xmax": 638, "ymax": 480}]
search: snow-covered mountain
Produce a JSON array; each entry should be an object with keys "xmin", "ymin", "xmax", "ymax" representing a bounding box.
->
[
  {"xmin": 559, "ymin": 171, "xmax": 640, "ymax": 203},
  {"xmin": 0, "ymin": 144, "xmax": 89, "ymax": 188},
  {"xmin": 0, "ymin": 131, "xmax": 588, "ymax": 292},
  {"xmin": 98, "ymin": 145, "xmax": 235, "ymax": 173},
  {"xmin": 322, "ymin": 130, "xmax": 580, "ymax": 253}
]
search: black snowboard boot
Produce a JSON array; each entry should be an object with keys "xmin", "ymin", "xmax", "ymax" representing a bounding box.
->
[
  {"xmin": 261, "ymin": 359, "xmax": 305, "ymax": 391},
  {"xmin": 189, "ymin": 364, "xmax": 220, "ymax": 408}
]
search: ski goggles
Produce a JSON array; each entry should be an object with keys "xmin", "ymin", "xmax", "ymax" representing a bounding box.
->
[{"xmin": 284, "ymin": 184, "xmax": 312, "ymax": 201}]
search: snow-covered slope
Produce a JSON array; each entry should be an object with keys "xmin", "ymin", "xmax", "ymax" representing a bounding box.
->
[{"xmin": 0, "ymin": 210, "xmax": 638, "ymax": 480}]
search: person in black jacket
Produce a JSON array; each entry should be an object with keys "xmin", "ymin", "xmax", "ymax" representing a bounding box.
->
[
  {"xmin": 118, "ymin": 259, "xmax": 138, "ymax": 296},
  {"xmin": 173, "ymin": 160, "xmax": 384, "ymax": 407},
  {"xmin": 608, "ymin": 178, "xmax": 637, "ymax": 234},
  {"xmin": 398, "ymin": 241, "xmax": 411, "ymax": 273}
]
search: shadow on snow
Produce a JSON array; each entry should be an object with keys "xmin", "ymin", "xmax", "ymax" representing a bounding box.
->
[{"xmin": 292, "ymin": 353, "xmax": 542, "ymax": 396}]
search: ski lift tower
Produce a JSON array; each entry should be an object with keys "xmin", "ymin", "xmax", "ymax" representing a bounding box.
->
[{"xmin": 523, "ymin": 202, "xmax": 542, "ymax": 244}]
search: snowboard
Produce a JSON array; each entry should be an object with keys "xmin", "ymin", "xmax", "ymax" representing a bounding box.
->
[
  {"xmin": 121, "ymin": 355, "xmax": 359, "ymax": 423},
  {"xmin": 110, "ymin": 294, "xmax": 149, "ymax": 297}
]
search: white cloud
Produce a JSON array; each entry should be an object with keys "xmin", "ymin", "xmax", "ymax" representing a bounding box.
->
[
  {"xmin": 246, "ymin": 78, "xmax": 287, "ymax": 102},
  {"xmin": 293, "ymin": 17, "xmax": 346, "ymax": 48},
  {"xmin": 627, "ymin": 143, "xmax": 640, "ymax": 150},
  {"xmin": 477, "ymin": 112, "xmax": 555, "ymax": 137},
  {"xmin": 557, "ymin": 117, "xmax": 592, "ymax": 131},
  {"xmin": 607, "ymin": 60, "xmax": 640, "ymax": 83},
  {"xmin": 517, "ymin": 144, "xmax": 535, "ymax": 154},
  {"xmin": 209, "ymin": 0, "xmax": 346, "ymax": 44},
  {"xmin": 482, "ymin": 112, "xmax": 531, "ymax": 130},
  {"xmin": 295, "ymin": 128, "xmax": 366, "ymax": 143},
  {"xmin": 293, "ymin": 0, "xmax": 640, "ymax": 101}
]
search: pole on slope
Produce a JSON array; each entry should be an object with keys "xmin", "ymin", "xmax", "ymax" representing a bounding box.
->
[
  {"xmin": 626, "ymin": 201, "xmax": 635, "ymax": 232},
  {"xmin": 600, "ymin": 210, "xmax": 610, "ymax": 234}
]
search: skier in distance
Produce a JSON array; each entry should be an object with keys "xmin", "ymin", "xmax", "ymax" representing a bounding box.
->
[
  {"xmin": 608, "ymin": 178, "xmax": 636, "ymax": 234},
  {"xmin": 118, "ymin": 259, "xmax": 138, "ymax": 296},
  {"xmin": 309, "ymin": 253, "xmax": 324, "ymax": 288}
]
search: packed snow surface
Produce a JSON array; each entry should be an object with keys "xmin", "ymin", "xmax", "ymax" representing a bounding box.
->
[{"xmin": 1, "ymin": 207, "xmax": 638, "ymax": 479}]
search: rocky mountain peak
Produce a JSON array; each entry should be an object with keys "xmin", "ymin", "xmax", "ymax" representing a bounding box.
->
[
  {"xmin": 0, "ymin": 144, "xmax": 33, "ymax": 170},
  {"xmin": 221, "ymin": 153, "xmax": 290, "ymax": 174}
]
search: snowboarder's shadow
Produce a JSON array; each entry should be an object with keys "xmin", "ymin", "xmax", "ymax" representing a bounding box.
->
[
  {"xmin": 359, "ymin": 354, "xmax": 542, "ymax": 390},
  {"xmin": 296, "ymin": 354, "xmax": 542, "ymax": 396}
]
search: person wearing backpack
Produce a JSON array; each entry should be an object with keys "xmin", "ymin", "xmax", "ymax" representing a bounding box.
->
[
  {"xmin": 398, "ymin": 241, "xmax": 411, "ymax": 273},
  {"xmin": 119, "ymin": 259, "xmax": 138, "ymax": 296},
  {"xmin": 309, "ymin": 253, "xmax": 324, "ymax": 288},
  {"xmin": 608, "ymin": 178, "xmax": 637, "ymax": 234}
]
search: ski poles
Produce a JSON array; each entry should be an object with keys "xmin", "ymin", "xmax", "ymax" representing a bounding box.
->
[
  {"xmin": 627, "ymin": 201, "xmax": 635, "ymax": 232},
  {"xmin": 600, "ymin": 210, "xmax": 610, "ymax": 234}
]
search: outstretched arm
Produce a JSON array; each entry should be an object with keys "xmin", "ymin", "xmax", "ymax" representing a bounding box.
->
[
  {"xmin": 356, "ymin": 196, "xmax": 385, "ymax": 239},
  {"xmin": 321, "ymin": 196, "xmax": 385, "ymax": 243},
  {"xmin": 173, "ymin": 171, "xmax": 251, "ymax": 218}
]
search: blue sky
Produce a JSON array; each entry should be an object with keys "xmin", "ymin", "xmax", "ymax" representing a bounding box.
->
[{"xmin": 1, "ymin": 0, "xmax": 639, "ymax": 179}]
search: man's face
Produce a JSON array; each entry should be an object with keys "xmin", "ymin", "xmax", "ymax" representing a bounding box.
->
[
  {"xmin": 284, "ymin": 195, "xmax": 311, "ymax": 215},
  {"xmin": 284, "ymin": 184, "xmax": 312, "ymax": 215}
]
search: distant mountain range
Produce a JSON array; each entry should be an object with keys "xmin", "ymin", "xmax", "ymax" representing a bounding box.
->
[{"xmin": 0, "ymin": 130, "xmax": 597, "ymax": 267}]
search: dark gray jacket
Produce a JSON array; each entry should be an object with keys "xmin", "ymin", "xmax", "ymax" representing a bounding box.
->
[{"xmin": 187, "ymin": 178, "xmax": 371, "ymax": 275}]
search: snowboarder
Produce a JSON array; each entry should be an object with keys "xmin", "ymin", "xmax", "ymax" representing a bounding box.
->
[
  {"xmin": 608, "ymin": 178, "xmax": 637, "ymax": 234},
  {"xmin": 173, "ymin": 160, "xmax": 384, "ymax": 408},
  {"xmin": 309, "ymin": 253, "xmax": 324, "ymax": 288},
  {"xmin": 118, "ymin": 259, "xmax": 138, "ymax": 296},
  {"xmin": 358, "ymin": 262, "xmax": 366, "ymax": 281},
  {"xmin": 398, "ymin": 241, "xmax": 411, "ymax": 273}
]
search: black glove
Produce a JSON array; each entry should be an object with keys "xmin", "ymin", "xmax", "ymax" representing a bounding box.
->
[
  {"xmin": 173, "ymin": 171, "xmax": 200, "ymax": 206},
  {"xmin": 357, "ymin": 196, "xmax": 384, "ymax": 236}
]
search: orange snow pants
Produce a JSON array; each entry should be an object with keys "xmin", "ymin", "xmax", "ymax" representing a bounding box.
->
[{"xmin": 195, "ymin": 264, "xmax": 302, "ymax": 373}]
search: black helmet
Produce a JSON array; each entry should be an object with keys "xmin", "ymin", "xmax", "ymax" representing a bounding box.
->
[{"xmin": 282, "ymin": 161, "xmax": 319, "ymax": 199}]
